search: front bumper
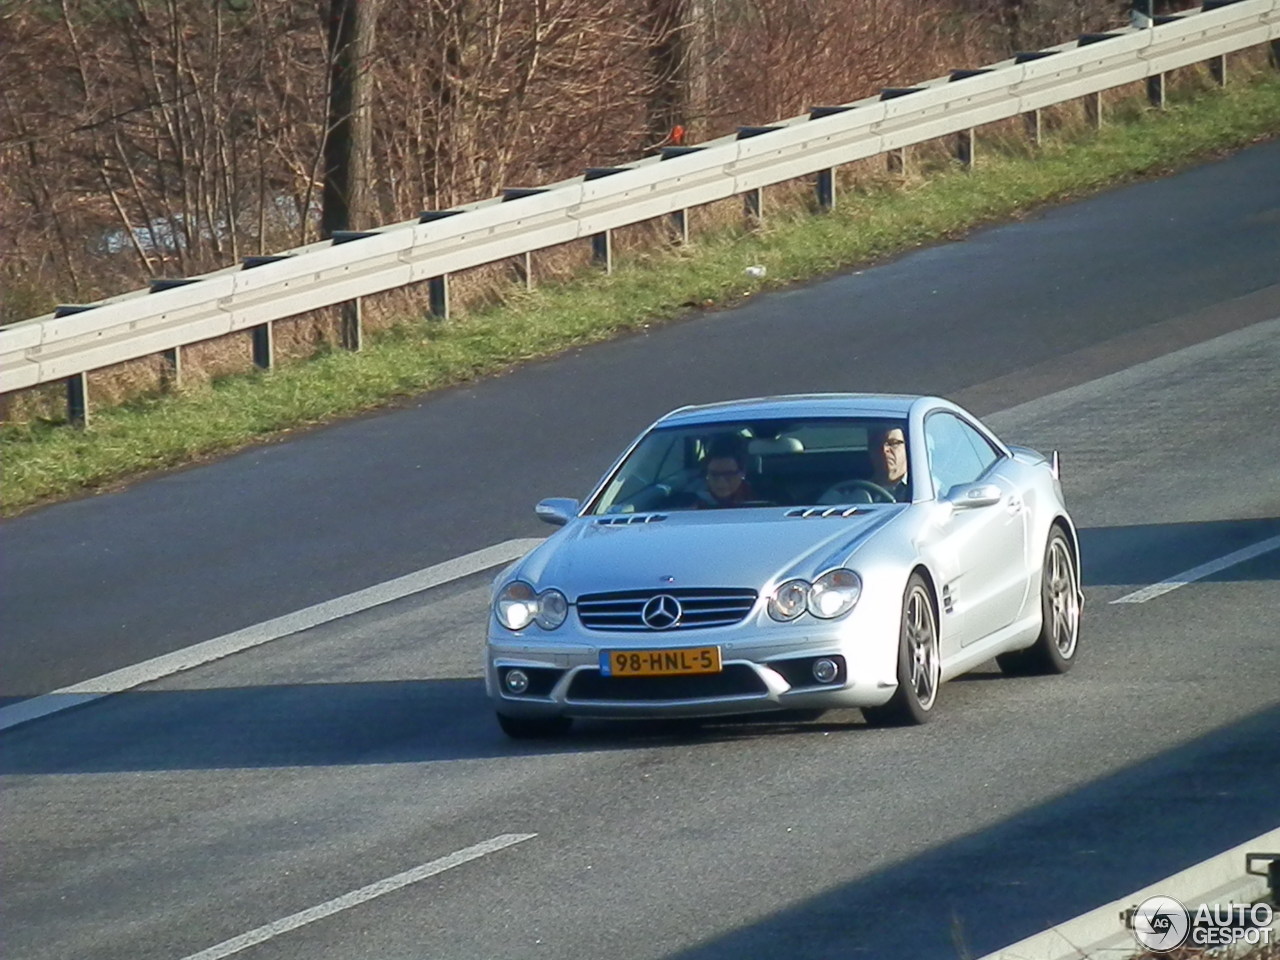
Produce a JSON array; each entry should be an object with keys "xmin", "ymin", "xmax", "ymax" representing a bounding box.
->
[{"xmin": 486, "ymin": 618, "xmax": 899, "ymax": 720}]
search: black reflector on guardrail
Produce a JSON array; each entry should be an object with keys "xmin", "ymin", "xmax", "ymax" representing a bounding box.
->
[
  {"xmin": 149, "ymin": 279, "xmax": 198, "ymax": 293},
  {"xmin": 418, "ymin": 210, "xmax": 463, "ymax": 223},
  {"xmin": 1154, "ymin": 13, "xmax": 1186, "ymax": 23},
  {"xmin": 1015, "ymin": 50, "xmax": 1059, "ymax": 63},
  {"xmin": 1203, "ymin": 0, "xmax": 1246, "ymax": 9},
  {"xmin": 1079, "ymin": 32, "xmax": 1125, "ymax": 45},
  {"xmin": 809, "ymin": 105, "xmax": 854, "ymax": 120},
  {"xmin": 660, "ymin": 146, "xmax": 705, "ymax": 159},
  {"xmin": 242, "ymin": 255, "xmax": 293, "ymax": 269},
  {"xmin": 736, "ymin": 126, "xmax": 782, "ymax": 139},
  {"xmin": 880, "ymin": 87, "xmax": 925, "ymax": 100},
  {"xmin": 330, "ymin": 230, "xmax": 377, "ymax": 244},
  {"xmin": 53, "ymin": 305, "xmax": 96, "ymax": 317},
  {"xmin": 584, "ymin": 167, "xmax": 626, "ymax": 180},
  {"xmin": 502, "ymin": 188, "xmax": 550, "ymax": 201},
  {"xmin": 950, "ymin": 69, "xmax": 994, "ymax": 81}
]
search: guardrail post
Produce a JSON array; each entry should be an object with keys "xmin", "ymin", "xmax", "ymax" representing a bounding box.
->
[
  {"xmin": 66, "ymin": 373, "xmax": 88, "ymax": 427},
  {"xmin": 670, "ymin": 209, "xmax": 689, "ymax": 245},
  {"xmin": 815, "ymin": 169, "xmax": 836, "ymax": 212},
  {"xmin": 887, "ymin": 148, "xmax": 908, "ymax": 175},
  {"xmin": 1271, "ymin": 39, "xmax": 1280, "ymax": 70},
  {"xmin": 329, "ymin": 232, "xmax": 374, "ymax": 351},
  {"xmin": 162, "ymin": 347, "xmax": 182, "ymax": 388},
  {"xmin": 514, "ymin": 252, "xmax": 534, "ymax": 291},
  {"xmin": 1024, "ymin": 109, "xmax": 1043, "ymax": 147},
  {"xmin": 1209, "ymin": 54, "xmax": 1227, "ymax": 87},
  {"xmin": 418, "ymin": 211, "xmax": 462, "ymax": 315},
  {"xmin": 591, "ymin": 231, "xmax": 613, "ymax": 273},
  {"xmin": 339, "ymin": 300, "xmax": 362, "ymax": 351},
  {"xmin": 148, "ymin": 280, "xmax": 194, "ymax": 382},
  {"xmin": 428, "ymin": 275, "xmax": 450, "ymax": 319},
  {"xmin": 1084, "ymin": 91, "xmax": 1103, "ymax": 130},
  {"xmin": 955, "ymin": 129, "xmax": 975, "ymax": 170},
  {"xmin": 252, "ymin": 323, "xmax": 274, "ymax": 370},
  {"xmin": 1147, "ymin": 72, "xmax": 1166, "ymax": 109},
  {"xmin": 1013, "ymin": 53, "xmax": 1058, "ymax": 141},
  {"xmin": 744, "ymin": 188, "xmax": 763, "ymax": 227}
]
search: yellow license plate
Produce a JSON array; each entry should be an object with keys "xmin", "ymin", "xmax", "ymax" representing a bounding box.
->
[{"xmin": 601, "ymin": 647, "xmax": 722, "ymax": 677}]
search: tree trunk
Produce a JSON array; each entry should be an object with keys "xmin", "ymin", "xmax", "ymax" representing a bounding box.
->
[{"xmin": 322, "ymin": 0, "xmax": 380, "ymax": 237}]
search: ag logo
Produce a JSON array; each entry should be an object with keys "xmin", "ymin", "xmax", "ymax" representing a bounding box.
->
[{"xmin": 1131, "ymin": 895, "xmax": 1190, "ymax": 952}]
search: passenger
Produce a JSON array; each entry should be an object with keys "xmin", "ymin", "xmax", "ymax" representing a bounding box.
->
[
  {"xmin": 868, "ymin": 426, "xmax": 911, "ymax": 502},
  {"xmin": 699, "ymin": 440, "xmax": 757, "ymax": 508}
]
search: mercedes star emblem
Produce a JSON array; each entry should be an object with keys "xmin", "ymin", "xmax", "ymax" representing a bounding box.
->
[{"xmin": 641, "ymin": 594, "xmax": 682, "ymax": 630}]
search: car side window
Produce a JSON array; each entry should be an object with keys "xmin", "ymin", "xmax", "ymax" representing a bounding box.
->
[{"xmin": 925, "ymin": 413, "xmax": 993, "ymax": 497}]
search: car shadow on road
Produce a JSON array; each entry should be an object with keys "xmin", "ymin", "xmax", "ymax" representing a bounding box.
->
[
  {"xmin": 655, "ymin": 700, "xmax": 1280, "ymax": 960},
  {"xmin": 1078, "ymin": 516, "xmax": 1280, "ymax": 588},
  {"xmin": 0, "ymin": 679, "xmax": 879, "ymax": 775}
]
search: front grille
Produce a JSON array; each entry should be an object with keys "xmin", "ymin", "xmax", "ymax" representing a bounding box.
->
[
  {"xmin": 576, "ymin": 587, "xmax": 757, "ymax": 632},
  {"xmin": 567, "ymin": 665, "xmax": 767, "ymax": 701}
]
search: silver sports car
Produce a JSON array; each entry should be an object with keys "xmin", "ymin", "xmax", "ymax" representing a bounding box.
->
[{"xmin": 486, "ymin": 394, "xmax": 1082, "ymax": 738}]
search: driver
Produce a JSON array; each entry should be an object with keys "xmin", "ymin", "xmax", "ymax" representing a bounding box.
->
[{"xmin": 868, "ymin": 426, "xmax": 910, "ymax": 502}]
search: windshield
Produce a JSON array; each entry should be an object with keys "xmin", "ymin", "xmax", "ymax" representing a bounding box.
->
[{"xmin": 587, "ymin": 417, "xmax": 912, "ymax": 514}]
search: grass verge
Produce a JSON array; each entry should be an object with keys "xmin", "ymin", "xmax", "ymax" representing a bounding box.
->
[{"xmin": 4, "ymin": 71, "xmax": 1280, "ymax": 515}]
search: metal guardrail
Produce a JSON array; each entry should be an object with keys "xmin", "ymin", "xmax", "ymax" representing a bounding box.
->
[{"xmin": 3, "ymin": 1, "xmax": 1278, "ymax": 422}]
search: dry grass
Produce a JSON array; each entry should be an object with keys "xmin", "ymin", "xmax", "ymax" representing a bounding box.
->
[{"xmin": 3, "ymin": 61, "xmax": 1279, "ymax": 511}]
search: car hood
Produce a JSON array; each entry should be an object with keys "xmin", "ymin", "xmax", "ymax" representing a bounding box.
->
[{"xmin": 514, "ymin": 508, "xmax": 901, "ymax": 596}]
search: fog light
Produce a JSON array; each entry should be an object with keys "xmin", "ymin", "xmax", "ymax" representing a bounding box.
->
[
  {"xmin": 504, "ymin": 669, "xmax": 530, "ymax": 694},
  {"xmin": 812, "ymin": 658, "xmax": 839, "ymax": 684}
]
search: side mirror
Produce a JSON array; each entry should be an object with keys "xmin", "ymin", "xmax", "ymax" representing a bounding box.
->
[
  {"xmin": 535, "ymin": 497, "xmax": 580, "ymax": 527},
  {"xmin": 946, "ymin": 482, "xmax": 1002, "ymax": 510}
]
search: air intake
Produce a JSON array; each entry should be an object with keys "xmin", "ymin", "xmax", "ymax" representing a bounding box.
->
[
  {"xmin": 784, "ymin": 506, "xmax": 862, "ymax": 519},
  {"xmin": 595, "ymin": 514, "xmax": 668, "ymax": 526}
]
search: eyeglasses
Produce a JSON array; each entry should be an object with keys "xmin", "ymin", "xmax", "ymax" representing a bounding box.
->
[{"xmin": 881, "ymin": 439, "xmax": 906, "ymax": 449}]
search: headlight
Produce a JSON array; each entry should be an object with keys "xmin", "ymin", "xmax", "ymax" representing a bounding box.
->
[
  {"xmin": 808, "ymin": 569, "xmax": 862, "ymax": 619},
  {"xmin": 495, "ymin": 581, "xmax": 538, "ymax": 630},
  {"xmin": 494, "ymin": 582, "xmax": 569, "ymax": 631},
  {"xmin": 768, "ymin": 579, "xmax": 811, "ymax": 621},
  {"xmin": 535, "ymin": 589, "xmax": 568, "ymax": 630}
]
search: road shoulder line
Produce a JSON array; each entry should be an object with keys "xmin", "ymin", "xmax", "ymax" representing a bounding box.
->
[
  {"xmin": 0, "ymin": 538, "xmax": 542, "ymax": 732},
  {"xmin": 977, "ymin": 826, "xmax": 1280, "ymax": 960}
]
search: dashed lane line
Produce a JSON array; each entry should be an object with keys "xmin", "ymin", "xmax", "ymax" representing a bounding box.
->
[
  {"xmin": 178, "ymin": 834, "xmax": 537, "ymax": 960},
  {"xmin": 1111, "ymin": 533, "xmax": 1280, "ymax": 604}
]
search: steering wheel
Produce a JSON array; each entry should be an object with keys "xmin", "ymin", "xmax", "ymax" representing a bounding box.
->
[{"xmin": 816, "ymin": 478, "xmax": 897, "ymax": 505}]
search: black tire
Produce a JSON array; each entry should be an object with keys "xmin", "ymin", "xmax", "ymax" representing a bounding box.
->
[
  {"xmin": 863, "ymin": 573, "xmax": 940, "ymax": 727},
  {"xmin": 496, "ymin": 712, "xmax": 573, "ymax": 739},
  {"xmin": 997, "ymin": 526, "xmax": 1081, "ymax": 677}
]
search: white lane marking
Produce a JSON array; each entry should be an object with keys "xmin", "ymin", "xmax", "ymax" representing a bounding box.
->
[
  {"xmin": 0, "ymin": 538, "xmax": 543, "ymax": 732},
  {"xmin": 178, "ymin": 833, "xmax": 536, "ymax": 960},
  {"xmin": 1111, "ymin": 533, "xmax": 1280, "ymax": 604}
]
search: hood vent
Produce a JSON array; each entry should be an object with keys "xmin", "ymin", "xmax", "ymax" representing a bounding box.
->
[
  {"xmin": 785, "ymin": 506, "xmax": 862, "ymax": 519},
  {"xmin": 595, "ymin": 513, "xmax": 669, "ymax": 526}
]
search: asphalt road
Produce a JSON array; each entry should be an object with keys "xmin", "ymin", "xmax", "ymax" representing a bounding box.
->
[
  {"xmin": 3, "ymin": 315, "xmax": 1279, "ymax": 960},
  {"xmin": 2, "ymin": 139, "xmax": 1280, "ymax": 700}
]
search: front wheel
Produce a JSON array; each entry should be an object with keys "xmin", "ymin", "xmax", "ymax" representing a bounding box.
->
[
  {"xmin": 998, "ymin": 526, "xmax": 1081, "ymax": 676},
  {"xmin": 863, "ymin": 573, "xmax": 940, "ymax": 727},
  {"xmin": 496, "ymin": 713, "xmax": 573, "ymax": 739}
]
